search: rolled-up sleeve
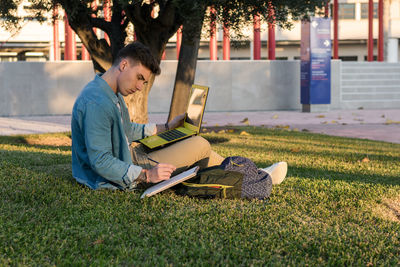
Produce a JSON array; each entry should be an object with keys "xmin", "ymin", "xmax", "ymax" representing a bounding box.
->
[
  {"xmin": 124, "ymin": 164, "xmax": 144, "ymax": 189},
  {"xmin": 129, "ymin": 122, "xmax": 156, "ymax": 141},
  {"xmin": 144, "ymin": 123, "xmax": 156, "ymax": 136}
]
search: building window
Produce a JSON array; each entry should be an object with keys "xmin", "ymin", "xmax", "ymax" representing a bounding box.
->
[
  {"xmin": 361, "ymin": 3, "xmax": 378, "ymax": 19},
  {"xmin": 364, "ymin": 55, "xmax": 377, "ymax": 61},
  {"xmin": 339, "ymin": 4, "xmax": 355, "ymax": 19},
  {"xmin": 339, "ymin": 56, "xmax": 358, "ymax": 61}
]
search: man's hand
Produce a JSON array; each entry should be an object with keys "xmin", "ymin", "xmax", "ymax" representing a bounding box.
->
[
  {"xmin": 168, "ymin": 113, "xmax": 185, "ymax": 129},
  {"xmin": 146, "ymin": 163, "xmax": 176, "ymax": 183},
  {"xmin": 155, "ymin": 114, "xmax": 185, "ymax": 134}
]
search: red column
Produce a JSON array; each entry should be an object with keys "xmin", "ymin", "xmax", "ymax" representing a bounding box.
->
[
  {"xmin": 176, "ymin": 26, "xmax": 182, "ymax": 59},
  {"xmin": 64, "ymin": 15, "xmax": 76, "ymax": 60},
  {"xmin": 81, "ymin": 46, "xmax": 90, "ymax": 60},
  {"xmin": 333, "ymin": 0, "xmax": 339, "ymax": 59},
  {"xmin": 209, "ymin": 7, "xmax": 217, "ymax": 60},
  {"xmin": 268, "ymin": 23, "xmax": 275, "ymax": 60},
  {"xmin": 268, "ymin": 5, "xmax": 276, "ymax": 60},
  {"xmin": 223, "ymin": 24, "xmax": 230, "ymax": 60},
  {"xmin": 253, "ymin": 14, "xmax": 261, "ymax": 60},
  {"xmin": 53, "ymin": 5, "xmax": 60, "ymax": 61},
  {"xmin": 367, "ymin": 0, "xmax": 374, "ymax": 61},
  {"xmin": 64, "ymin": 16, "xmax": 68, "ymax": 60},
  {"xmin": 103, "ymin": 0, "xmax": 111, "ymax": 45},
  {"xmin": 378, "ymin": 0, "xmax": 384, "ymax": 61}
]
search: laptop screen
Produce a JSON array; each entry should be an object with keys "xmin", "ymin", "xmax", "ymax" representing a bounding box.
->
[{"xmin": 185, "ymin": 87, "xmax": 208, "ymax": 128}]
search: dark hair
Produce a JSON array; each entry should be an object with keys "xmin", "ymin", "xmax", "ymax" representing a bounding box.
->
[{"xmin": 113, "ymin": 42, "xmax": 161, "ymax": 75}]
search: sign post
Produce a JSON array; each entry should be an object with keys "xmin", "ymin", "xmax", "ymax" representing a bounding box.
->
[{"xmin": 301, "ymin": 17, "xmax": 331, "ymax": 112}]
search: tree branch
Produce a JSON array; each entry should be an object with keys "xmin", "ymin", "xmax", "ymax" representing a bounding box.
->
[
  {"xmin": 57, "ymin": 0, "xmax": 112, "ymax": 72},
  {"xmin": 89, "ymin": 17, "xmax": 112, "ymax": 33},
  {"xmin": 128, "ymin": 2, "xmax": 149, "ymax": 28},
  {"xmin": 111, "ymin": 0, "xmax": 123, "ymax": 26},
  {"xmin": 156, "ymin": 0, "xmax": 180, "ymax": 28}
]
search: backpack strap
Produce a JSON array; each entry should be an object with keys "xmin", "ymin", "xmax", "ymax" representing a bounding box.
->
[
  {"xmin": 182, "ymin": 182, "xmax": 234, "ymax": 198},
  {"xmin": 229, "ymin": 158, "xmax": 244, "ymax": 167}
]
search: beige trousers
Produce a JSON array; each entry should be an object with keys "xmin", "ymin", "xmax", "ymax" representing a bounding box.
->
[{"xmin": 148, "ymin": 136, "xmax": 224, "ymax": 173}]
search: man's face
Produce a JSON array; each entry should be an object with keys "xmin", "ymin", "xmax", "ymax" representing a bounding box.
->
[{"xmin": 116, "ymin": 59, "xmax": 151, "ymax": 96}]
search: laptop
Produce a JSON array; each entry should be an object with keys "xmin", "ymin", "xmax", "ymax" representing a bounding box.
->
[{"xmin": 139, "ymin": 84, "xmax": 209, "ymax": 149}]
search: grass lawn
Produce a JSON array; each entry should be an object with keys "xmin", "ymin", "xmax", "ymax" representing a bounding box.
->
[{"xmin": 1, "ymin": 127, "xmax": 399, "ymax": 266}]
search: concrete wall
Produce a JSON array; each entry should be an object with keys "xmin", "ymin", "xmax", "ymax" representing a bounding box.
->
[
  {"xmin": 0, "ymin": 60, "xmax": 305, "ymax": 116},
  {"xmin": 149, "ymin": 60, "xmax": 302, "ymax": 113},
  {"xmin": 0, "ymin": 62, "xmax": 94, "ymax": 116},
  {"xmin": 0, "ymin": 60, "xmax": 399, "ymax": 116}
]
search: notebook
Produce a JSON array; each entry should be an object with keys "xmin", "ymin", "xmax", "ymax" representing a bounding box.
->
[
  {"xmin": 139, "ymin": 84, "xmax": 209, "ymax": 149},
  {"xmin": 140, "ymin": 166, "xmax": 199, "ymax": 198}
]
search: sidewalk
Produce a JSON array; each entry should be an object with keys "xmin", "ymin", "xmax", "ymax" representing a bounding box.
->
[{"xmin": 1, "ymin": 109, "xmax": 399, "ymax": 144}]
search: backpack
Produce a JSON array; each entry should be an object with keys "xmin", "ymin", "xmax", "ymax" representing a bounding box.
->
[{"xmin": 174, "ymin": 156, "xmax": 272, "ymax": 200}]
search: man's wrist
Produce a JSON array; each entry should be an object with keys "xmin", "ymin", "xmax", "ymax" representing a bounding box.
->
[{"xmin": 137, "ymin": 169, "xmax": 149, "ymax": 183}]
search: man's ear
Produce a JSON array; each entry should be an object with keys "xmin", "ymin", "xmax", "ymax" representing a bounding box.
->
[{"xmin": 119, "ymin": 59, "xmax": 128, "ymax": 72}]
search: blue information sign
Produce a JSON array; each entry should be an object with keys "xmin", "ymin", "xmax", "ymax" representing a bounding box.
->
[{"xmin": 301, "ymin": 17, "xmax": 331, "ymax": 105}]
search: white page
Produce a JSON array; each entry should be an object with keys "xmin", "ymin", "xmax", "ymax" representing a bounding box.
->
[{"xmin": 140, "ymin": 166, "xmax": 199, "ymax": 199}]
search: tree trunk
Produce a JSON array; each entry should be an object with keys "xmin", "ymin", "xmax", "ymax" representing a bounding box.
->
[
  {"xmin": 73, "ymin": 17, "xmax": 152, "ymax": 123},
  {"xmin": 59, "ymin": 0, "xmax": 115, "ymax": 73},
  {"xmin": 124, "ymin": 29, "xmax": 167, "ymax": 123},
  {"xmin": 62, "ymin": 1, "xmax": 183, "ymax": 123},
  {"xmin": 167, "ymin": 12, "xmax": 206, "ymax": 122},
  {"xmin": 74, "ymin": 26, "xmax": 113, "ymax": 72}
]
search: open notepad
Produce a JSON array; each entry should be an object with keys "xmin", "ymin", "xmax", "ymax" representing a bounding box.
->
[{"xmin": 140, "ymin": 166, "xmax": 200, "ymax": 199}]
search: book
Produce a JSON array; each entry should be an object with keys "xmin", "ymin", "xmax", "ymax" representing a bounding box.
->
[{"xmin": 140, "ymin": 166, "xmax": 199, "ymax": 199}]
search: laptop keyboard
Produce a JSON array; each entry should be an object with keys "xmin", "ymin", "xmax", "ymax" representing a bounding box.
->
[{"xmin": 158, "ymin": 129, "xmax": 188, "ymax": 141}]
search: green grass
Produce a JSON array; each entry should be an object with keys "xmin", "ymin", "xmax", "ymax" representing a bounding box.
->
[{"xmin": 1, "ymin": 128, "xmax": 400, "ymax": 266}]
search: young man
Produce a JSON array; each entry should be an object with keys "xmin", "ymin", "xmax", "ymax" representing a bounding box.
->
[
  {"xmin": 71, "ymin": 41, "xmax": 287, "ymax": 191},
  {"xmin": 71, "ymin": 42, "xmax": 225, "ymax": 190}
]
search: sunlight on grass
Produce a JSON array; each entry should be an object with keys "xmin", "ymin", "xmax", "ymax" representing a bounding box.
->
[{"xmin": 1, "ymin": 128, "xmax": 399, "ymax": 265}]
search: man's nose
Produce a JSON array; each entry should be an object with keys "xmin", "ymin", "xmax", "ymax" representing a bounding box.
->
[{"xmin": 136, "ymin": 83, "xmax": 143, "ymax": 91}]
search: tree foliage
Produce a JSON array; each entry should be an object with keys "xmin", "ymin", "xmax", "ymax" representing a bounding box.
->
[
  {"xmin": 1, "ymin": 0, "xmax": 327, "ymax": 123},
  {"xmin": 1, "ymin": 0, "xmax": 328, "ymax": 65}
]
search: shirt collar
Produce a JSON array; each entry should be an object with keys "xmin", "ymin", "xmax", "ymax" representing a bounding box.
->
[{"xmin": 95, "ymin": 74, "xmax": 119, "ymax": 105}]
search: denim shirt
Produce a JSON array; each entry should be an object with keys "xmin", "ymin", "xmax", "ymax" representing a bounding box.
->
[{"xmin": 71, "ymin": 75, "xmax": 155, "ymax": 190}]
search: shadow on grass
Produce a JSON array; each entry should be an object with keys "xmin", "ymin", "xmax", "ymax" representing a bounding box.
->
[
  {"xmin": 211, "ymin": 143, "xmax": 400, "ymax": 187},
  {"xmin": 229, "ymin": 126, "xmax": 399, "ymax": 148},
  {"xmin": 0, "ymin": 146, "xmax": 77, "ymax": 188},
  {"xmin": 202, "ymin": 135, "xmax": 230, "ymax": 144},
  {"xmin": 286, "ymin": 165, "xmax": 400, "ymax": 186},
  {"xmin": 1, "ymin": 129, "xmax": 399, "ymax": 191},
  {"xmin": 0, "ymin": 134, "xmax": 71, "ymax": 151},
  {"xmin": 258, "ymin": 135, "xmax": 395, "ymax": 154},
  {"xmin": 219, "ymin": 141, "xmax": 400, "ymax": 164}
]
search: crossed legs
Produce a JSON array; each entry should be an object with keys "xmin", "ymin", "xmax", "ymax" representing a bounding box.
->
[{"xmin": 148, "ymin": 136, "xmax": 224, "ymax": 173}]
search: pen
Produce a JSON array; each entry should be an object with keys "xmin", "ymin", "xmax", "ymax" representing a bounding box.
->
[{"xmin": 148, "ymin": 158, "xmax": 159, "ymax": 164}]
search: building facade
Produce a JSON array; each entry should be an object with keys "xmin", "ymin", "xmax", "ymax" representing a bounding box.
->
[{"xmin": 1, "ymin": 0, "xmax": 399, "ymax": 62}]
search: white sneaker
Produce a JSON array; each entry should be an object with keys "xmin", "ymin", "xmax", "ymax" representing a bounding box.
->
[{"xmin": 261, "ymin": 162, "xmax": 288, "ymax": 185}]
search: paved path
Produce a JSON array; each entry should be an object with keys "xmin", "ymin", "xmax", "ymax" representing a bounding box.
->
[{"xmin": 1, "ymin": 109, "xmax": 399, "ymax": 144}]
